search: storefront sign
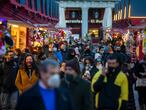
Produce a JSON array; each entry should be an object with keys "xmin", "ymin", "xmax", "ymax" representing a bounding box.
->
[
  {"xmin": 90, "ymin": 19, "xmax": 103, "ymax": 23},
  {"xmin": 66, "ymin": 20, "xmax": 82, "ymax": 23},
  {"xmin": 66, "ymin": 19, "xmax": 103, "ymax": 23}
]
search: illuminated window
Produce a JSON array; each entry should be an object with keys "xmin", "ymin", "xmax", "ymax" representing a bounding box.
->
[
  {"xmin": 124, "ymin": 6, "xmax": 126, "ymax": 19},
  {"xmin": 120, "ymin": 9, "xmax": 122, "ymax": 19},
  {"xmin": 34, "ymin": 0, "xmax": 37, "ymax": 11},
  {"xmin": 118, "ymin": 11, "xmax": 120, "ymax": 20},
  {"xmin": 41, "ymin": 0, "xmax": 44, "ymax": 13},
  {"xmin": 115, "ymin": 14, "xmax": 117, "ymax": 20},
  {"xmin": 28, "ymin": 0, "xmax": 32, "ymax": 9},
  {"xmin": 128, "ymin": 4, "xmax": 131, "ymax": 17}
]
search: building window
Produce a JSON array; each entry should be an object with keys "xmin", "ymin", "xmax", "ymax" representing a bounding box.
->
[
  {"xmin": 71, "ymin": 11, "xmax": 76, "ymax": 18},
  {"xmin": 115, "ymin": 14, "xmax": 117, "ymax": 20},
  {"xmin": 20, "ymin": 0, "xmax": 26, "ymax": 5},
  {"xmin": 28, "ymin": 0, "xmax": 32, "ymax": 9},
  {"xmin": 124, "ymin": 6, "xmax": 126, "ymax": 19},
  {"xmin": 114, "ymin": 14, "xmax": 115, "ymax": 21},
  {"xmin": 128, "ymin": 4, "xmax": 131, "ymax": 17},
  {"xmin": 44, "ymin": 0, "xmax": 47, "ymax": 15},
  {"xmin": 94, "ymin": 11, "xmax": 99, "ymax": 19},
  {"xmin": 16, "ymin": 0, "xmax": 20, "ymax": 3},
  {"xmin": 120, "ymin": 9, "xmax": 122, "ymax": 19},
  {"xmin": 41, "ymin": 0, "xmax": 44, "ymax": 13},
  {"xmin": 34, "ymin": 0, "xmax": 37, "ymax": 11}
]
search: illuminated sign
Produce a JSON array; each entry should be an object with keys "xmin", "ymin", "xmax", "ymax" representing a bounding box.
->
[
  {"xmin": 66, "ymin": 20, "xmax": 82, "ymax": 23},
  {"xmin": 90, "ymin": 19, "xmax": 103, "ymax": 23},
  {"xmin": 66, "ymin": 19, "xmax": 103, "ymax": 23}
]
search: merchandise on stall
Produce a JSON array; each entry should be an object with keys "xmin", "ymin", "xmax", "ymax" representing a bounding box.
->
[{"xmin": 0, "ymin": 18, "xmax": 13, "ymax": 56}]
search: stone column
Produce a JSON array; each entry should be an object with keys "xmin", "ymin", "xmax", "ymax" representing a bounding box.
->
[
  {"xmin": 82, "ymin": 7, "xmax": 89, "ymax": 38},
  {"xmin": 102, "ymin": 7, "xmax": 112, "ymax": 29},
  {"xmin": 59, "ymin": 6, "xmax": 66, "ymax": 28}
]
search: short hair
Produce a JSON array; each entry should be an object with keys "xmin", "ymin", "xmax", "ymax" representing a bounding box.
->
[
  {"xmin": 107, "ymin": 53, "xmax": 121, "ymax": 65},
  {"xmin": 39, "ymin": 58, "xmax": 59, "ymax": 73}
]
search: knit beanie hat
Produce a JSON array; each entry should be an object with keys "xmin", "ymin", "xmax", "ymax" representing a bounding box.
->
[{"xmin": 66, "ymin": 58, "xmax": 81, "ymax": 74}]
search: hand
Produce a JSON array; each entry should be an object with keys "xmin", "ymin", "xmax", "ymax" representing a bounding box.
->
[
  {"xmin": 82, "ymin": 73, "xmax": 91, "ymax": 80},
  {"xmin": 102, "ymin": 67, "xmax": 108, "ymax": 76},
  {"xmin": 60, "ymin": 67, "xmax": 65, "ymax": 72}
]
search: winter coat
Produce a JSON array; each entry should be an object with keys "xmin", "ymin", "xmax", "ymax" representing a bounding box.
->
[
  {"xmin": 134, "ymin": 62, "xmax": 146, "ymax": 90},
  {"xmin": 1, "ymin": 61, "xmax": 18, "ymax": 93},
  {"xmin": 16, "ymin": 82, "xmax": 74, "ymax": 110},
  {"xmin": 15, "ymin": 68, "xmax": 38, "ymax": 94},
  {"xmin": 0, "ymin": 61, "xmax": 4, "ymax": 89},
  {"xmin": 82, "ymin": 50, "xmax": 94, "ymax": 58},
  {"xmin": 54, "ymin": 51, "xmax": 63, "ymax": 64},
  {"xmin": 60, "ymin": 49, "xmax": 68, "ymax": 61},
  {"xmin": 127, "ymin": 70, "xmax": 136, "ymax": 110},
  {"xmin": 91, "ymin": 70, "xmax": 129, "ymax": 110},
  {"xmin": 61, "ymin": 76, "xmax": 94, "ymax": 110}
]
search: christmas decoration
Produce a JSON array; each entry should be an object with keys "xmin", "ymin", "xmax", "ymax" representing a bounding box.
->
[{"xmin": 0, "ymin": 18, "xmax": 13, "ymax": 56}]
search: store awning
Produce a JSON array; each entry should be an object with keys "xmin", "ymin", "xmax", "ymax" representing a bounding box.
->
[
  {"xmin": 8, "ymin": 20, "xmax": 35, "ymax": 28},
  {"xmin": 130, "ymin": 18, "xmax": 146, "ymax": 26}
]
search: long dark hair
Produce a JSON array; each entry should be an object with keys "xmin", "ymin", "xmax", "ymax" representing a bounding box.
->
[
  {"xmin": 22, "ymin": 54, "xmax": 38, "ymax": 75},
  {"xmin": 84, "ymin": 56, "xmax": 95, "ymax": 66}
]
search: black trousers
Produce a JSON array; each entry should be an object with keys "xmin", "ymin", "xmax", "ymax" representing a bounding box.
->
[{"xmin": 138, "ymin": 89, "xmax": 146, "ymax": 106}]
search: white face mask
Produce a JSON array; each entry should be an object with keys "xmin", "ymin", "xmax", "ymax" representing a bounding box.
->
[
  {"xmin": 53, "ymin": 47, "xmax": 57, "ymax": 52},
  {"xmin": 47, "ymin": 74, "xmax": 60, "ymax": 88}
]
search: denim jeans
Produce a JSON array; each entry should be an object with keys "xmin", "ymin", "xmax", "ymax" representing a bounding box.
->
[{"xmin": 0, "ymin": 91, "xmax": 18, "ymax": 110}]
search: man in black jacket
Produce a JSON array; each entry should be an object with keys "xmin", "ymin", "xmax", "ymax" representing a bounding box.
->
[
  {"xmin": 61, "ymin": 59, "xmax": 93, "ymax": 110},
  {"xmin": 0, "ymin": 51, "xmax": 18, "ymax": 110},
  {"xmin": 16, "ymin": 59, "xmax": 74, "ymax": 110}
]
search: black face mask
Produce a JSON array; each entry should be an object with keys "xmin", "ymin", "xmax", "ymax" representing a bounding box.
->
[
  {"xmin": 108, "ymin": 66, "xmax": 121, "ymax": 74},
  {"xmin": 65, "ymin": 74, "xmax": 74, "ymax": 82},
  {"xmin": 108, "ymin": 67, "xmax": 116, "ymax": 74}
]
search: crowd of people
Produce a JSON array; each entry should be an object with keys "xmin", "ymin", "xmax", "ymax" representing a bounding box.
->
[{"xmin": 0, "ymin": 39, "xmax": 146, "ymax": 110}]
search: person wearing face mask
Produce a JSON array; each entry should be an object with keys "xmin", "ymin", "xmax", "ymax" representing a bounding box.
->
[
  {"xmin": 91, "ymin": 54, "xmax": 129, "ymax": 110},
  {"xmin": 82, "ymin": 45, "xmax": 94, "ymax": 58},
  {"xmin": 15, "ymin": 54, "xmax": 38, "ymax": 94},
  {"xmin": 16, "ymin": 59, "xmax": 74, "ymax": 110},
  {"xmin": 95, "ymin": 47, "xmax": 101, "ymax": 60},
  {"xmin": 66, "ymin": 48, "xmax": 76, "ymax": 60},
  {"xmin": 60, "ymin": 44, "xmax": 68, "ymax": 60},
  {"xmin": 0, "ymin": 51, "xmax": 18, "ymax": 110},
  {"xmin": 53, "ymin": 46, "xmax": 63, "ymax": 64},
  {"xmin": 61, "ymin": 59, "xmax": 93, "ymax": 110},
  {"xmin": 95, "ymin": 58, "xmax": 103, "ymax": 70}
]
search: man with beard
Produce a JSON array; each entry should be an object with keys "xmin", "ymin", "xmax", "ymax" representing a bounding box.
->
[
  {"xmin": 82, "ymin": 45, "xmax": 94, "ymax": 58},
  {"xmin": 0, "ymin": 51, "xmax": 18, "ymax": 110},
  {"xmin": 91, "ymin": 54, "xmax": 129, "ymax": 110}
]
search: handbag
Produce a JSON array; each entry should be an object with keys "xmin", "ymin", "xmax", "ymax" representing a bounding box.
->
[{"xmin": 136, "ymin": 72, "xmax": 146, "ymax": 87}]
